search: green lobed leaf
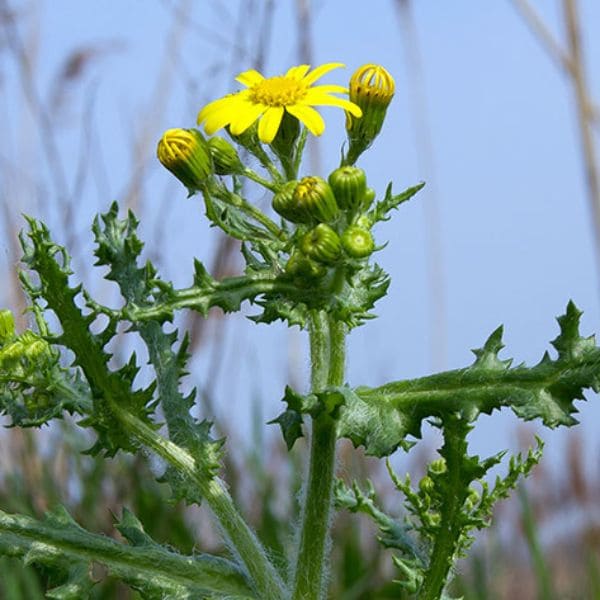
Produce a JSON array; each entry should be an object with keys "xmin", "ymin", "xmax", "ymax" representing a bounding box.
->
[
  {"xmin": 342, "ymin": 302, "xmax": 599, "ymax": 456},
  {"xmin": 0, "ymin": 506, "xmax": 255, "ymax": 599},
  {"xmin": 368, "ymin": 182, "xmax": 425, "ymax": 225},
  {"xmin": 93, "ymin": 204, "xmax": 225, "ymax": 499},
  {"xmin": 19, "ymin": 217, "xmax": 156, "ymax": 456}
]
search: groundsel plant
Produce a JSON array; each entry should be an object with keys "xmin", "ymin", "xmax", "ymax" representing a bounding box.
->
[{"xmin": 0, "ymin": 61, "xmax": 598, "ymax": 599}]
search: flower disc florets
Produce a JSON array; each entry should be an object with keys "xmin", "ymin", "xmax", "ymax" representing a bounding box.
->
[{"xmin": 197, "ymin": 63, "xmax": 362, "ymax": 144}]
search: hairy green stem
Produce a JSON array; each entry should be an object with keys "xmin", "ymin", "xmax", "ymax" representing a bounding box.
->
[
  {"xmin": 242, "ymin": 166, "xmax": 280, "ymax": 192},
  {"xmin": 419, "ymin": 420, "xmax": 468, "ymax": 600},
  {"xmin": 112, "ymin": 403, "xmax": 286, "ymax": 599},
  {"xmin": 292, "ymin": 313, "xmax": 346, "ymax": 600}
]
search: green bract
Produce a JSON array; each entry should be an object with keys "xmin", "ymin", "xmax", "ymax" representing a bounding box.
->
[{"xmin": 0, "ymin": 61, "xmax": 595, "ymax": 600}]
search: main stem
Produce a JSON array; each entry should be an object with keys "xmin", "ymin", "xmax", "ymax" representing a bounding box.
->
[{"xmin": 292, "ymin": 312, "xmax": 346, "ymax": 600}]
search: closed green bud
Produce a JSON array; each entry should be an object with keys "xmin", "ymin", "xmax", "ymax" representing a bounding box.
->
[
  {"xmin": 272, "ymin": 180, "xmax": 310, "ymax": 224},
  {"xmin": 419, "ymin": 475, "xmax": 435, "ymax": 495},
  {"xmin": 363, "ymin": 187, "xmax": 376, "ymax": 211},
  {"xmin": 0, "ymin": 309, "xmax": 15, "ymax": 344},
  {"xmin": 341, "ymin": 225, "xmax": 375, "ymax": 258},
  {"xmin": 300, "ymin": 224, "xmax": 342, "ymax": 265},
  {"xmin": 328, "ymin": 166, "xmax": 367, "ymax": 211},
  {"xmin": 345, "ymin": 64, "xmax": 395, "ymax": 164},
  {"xmin": 208, "ymin": 136, "xmax": 243, "ymax": 175},
  {"xmin": 294, "ymin": 176, "xmax": 339, "ymax": 223},
  {"xmin": 429, "ymin": 458, "xmax": 447, "ymax": 475},
  {"xmin": 157, "ymin": 128, "xmax": 212, "ymax": 192},
  {"xmin": 285, "ymin": 250, "xmax": 327, "ymax": 282}
]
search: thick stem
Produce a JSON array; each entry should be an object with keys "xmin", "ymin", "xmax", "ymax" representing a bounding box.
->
[{"xmin": 292, "ymin": 313, "xmax": 346, "ymax": 600}]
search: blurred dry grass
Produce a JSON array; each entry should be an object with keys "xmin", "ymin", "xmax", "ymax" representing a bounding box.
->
[{"xmin": 0, "ymin": 1, "xmax": 599, "ymax": 598}]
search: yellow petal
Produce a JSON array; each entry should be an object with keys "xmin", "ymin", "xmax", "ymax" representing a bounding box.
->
[
  {"xmin": 303, "ymin": 62, "xmax": 345, "ymax": 86},
  {"xmin": 285, "ymin": 64, "xmax": 311, "ymax": 80},
  {"xmin": 197, "ymin": 94, "xmax": 240, "ymax": 125},
  {"xmin": 286, "ymin": 104, "xmax": 325, "ymax": 136},
  {"xmin": 258, "ymin": 106, "xmax": 284, "ymax": 143},
  {"xmin": 202, "ymin": 105, "xmax": 236, "ymax": 135},
  {"xmin": 309, "ymin": 84, "xmax": 348, "ymax": 95},
  {"xmin": 304, "ymin": 90, "xmax": 363, "ymax": 117},
  {"xmin": 229, "ymin": 101, "xmax": 266, "ymax": 136},
  {"xmin": 235, "ymin": 69, "xmax": 265, "ymax": 87}
]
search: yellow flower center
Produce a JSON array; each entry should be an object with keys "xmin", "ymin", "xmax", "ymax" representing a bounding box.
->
[{"xmin": 249, "ymin": 76, "xmax": 307, "ymax": 107}]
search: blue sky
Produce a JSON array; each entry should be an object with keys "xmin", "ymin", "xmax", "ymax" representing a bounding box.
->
[{"xmin": 2, "ymin": 1, "xmax": 600, "ymax": 470}]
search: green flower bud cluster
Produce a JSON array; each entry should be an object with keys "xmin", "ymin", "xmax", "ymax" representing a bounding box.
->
[
  {"xmin": 0, "ymin": 325, "xmax": 50, "ymax": 370},
  {"xmin": 271, "ymin": 167, "xmax": 379, "ymax": 284},
  {"xmin": 272, "ymin": 168, "xmax": 376, "ymax": 227}
]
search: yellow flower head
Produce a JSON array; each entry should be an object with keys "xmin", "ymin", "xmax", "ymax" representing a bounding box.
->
[
  {"xmin": 349, "ymin": 64, "xmax": 395, "ymax": 108},
  {"xmin": 197, "ymin": 63, "xmax": 363, "ymax": 144}
]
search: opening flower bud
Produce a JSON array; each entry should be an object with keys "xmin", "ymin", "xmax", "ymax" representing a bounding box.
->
[
  {"xmin": 300, "ymin": 224, "xmax": 342, "ymax": 265},
  {"xmin": 157, "ymin": 128, "xmax": 212, "ymax": 192},
  {"xmin": 294, "ymin": 176, "xmax": 339, "ymax": 223},
  {"xmin": 208, "ymin": 136, "xmax": 243, "ymax": 175},
  {"xmin": 345, "ymin": 64, "xmax": 395, "ymax": 165},
  {"xmin": 341, "ymin": 225, "xmax": 375, "ymax": 258},
  {"xmin": 272, "ymin": 181, "xmax": 311, "ymax": 224},
  {"xmin": 328, "ymin": 166, "xmax": 367, "ymax": 211}
]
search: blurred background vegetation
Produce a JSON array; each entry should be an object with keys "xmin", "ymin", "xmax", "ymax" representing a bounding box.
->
[{"xmin": 1, "ymin": 1, "xmax": 600, "ymax": 598}]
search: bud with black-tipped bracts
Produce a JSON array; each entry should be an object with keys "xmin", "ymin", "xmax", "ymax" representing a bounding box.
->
[
  {"xmin": 300, "ymin": 224, "xmax": 342, "ymax": 265},
  {"xmin": 341, "ymin": 224, "xmax": 375, "ymax": 258},
  {"xmin": 272, "ymin": 181, "xmax": 310, "ymax": 224},
  {"xmin": 328, "ymin": 166, "xmax": 367, "ymax": 211},
  {"xmin": 294, "ymin": 176, "xmax": 339, "ymax": 223},
  {"xmin": 208, "ymin": 136, "xmax": 243, "ymax": 175},
  {"xmin": 345, "ymin": 64, "xmax": 395, "ymax": 165},
  {"xmin": 157, "ymin": 128, "xmax": 213, "ymax": 192}
]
